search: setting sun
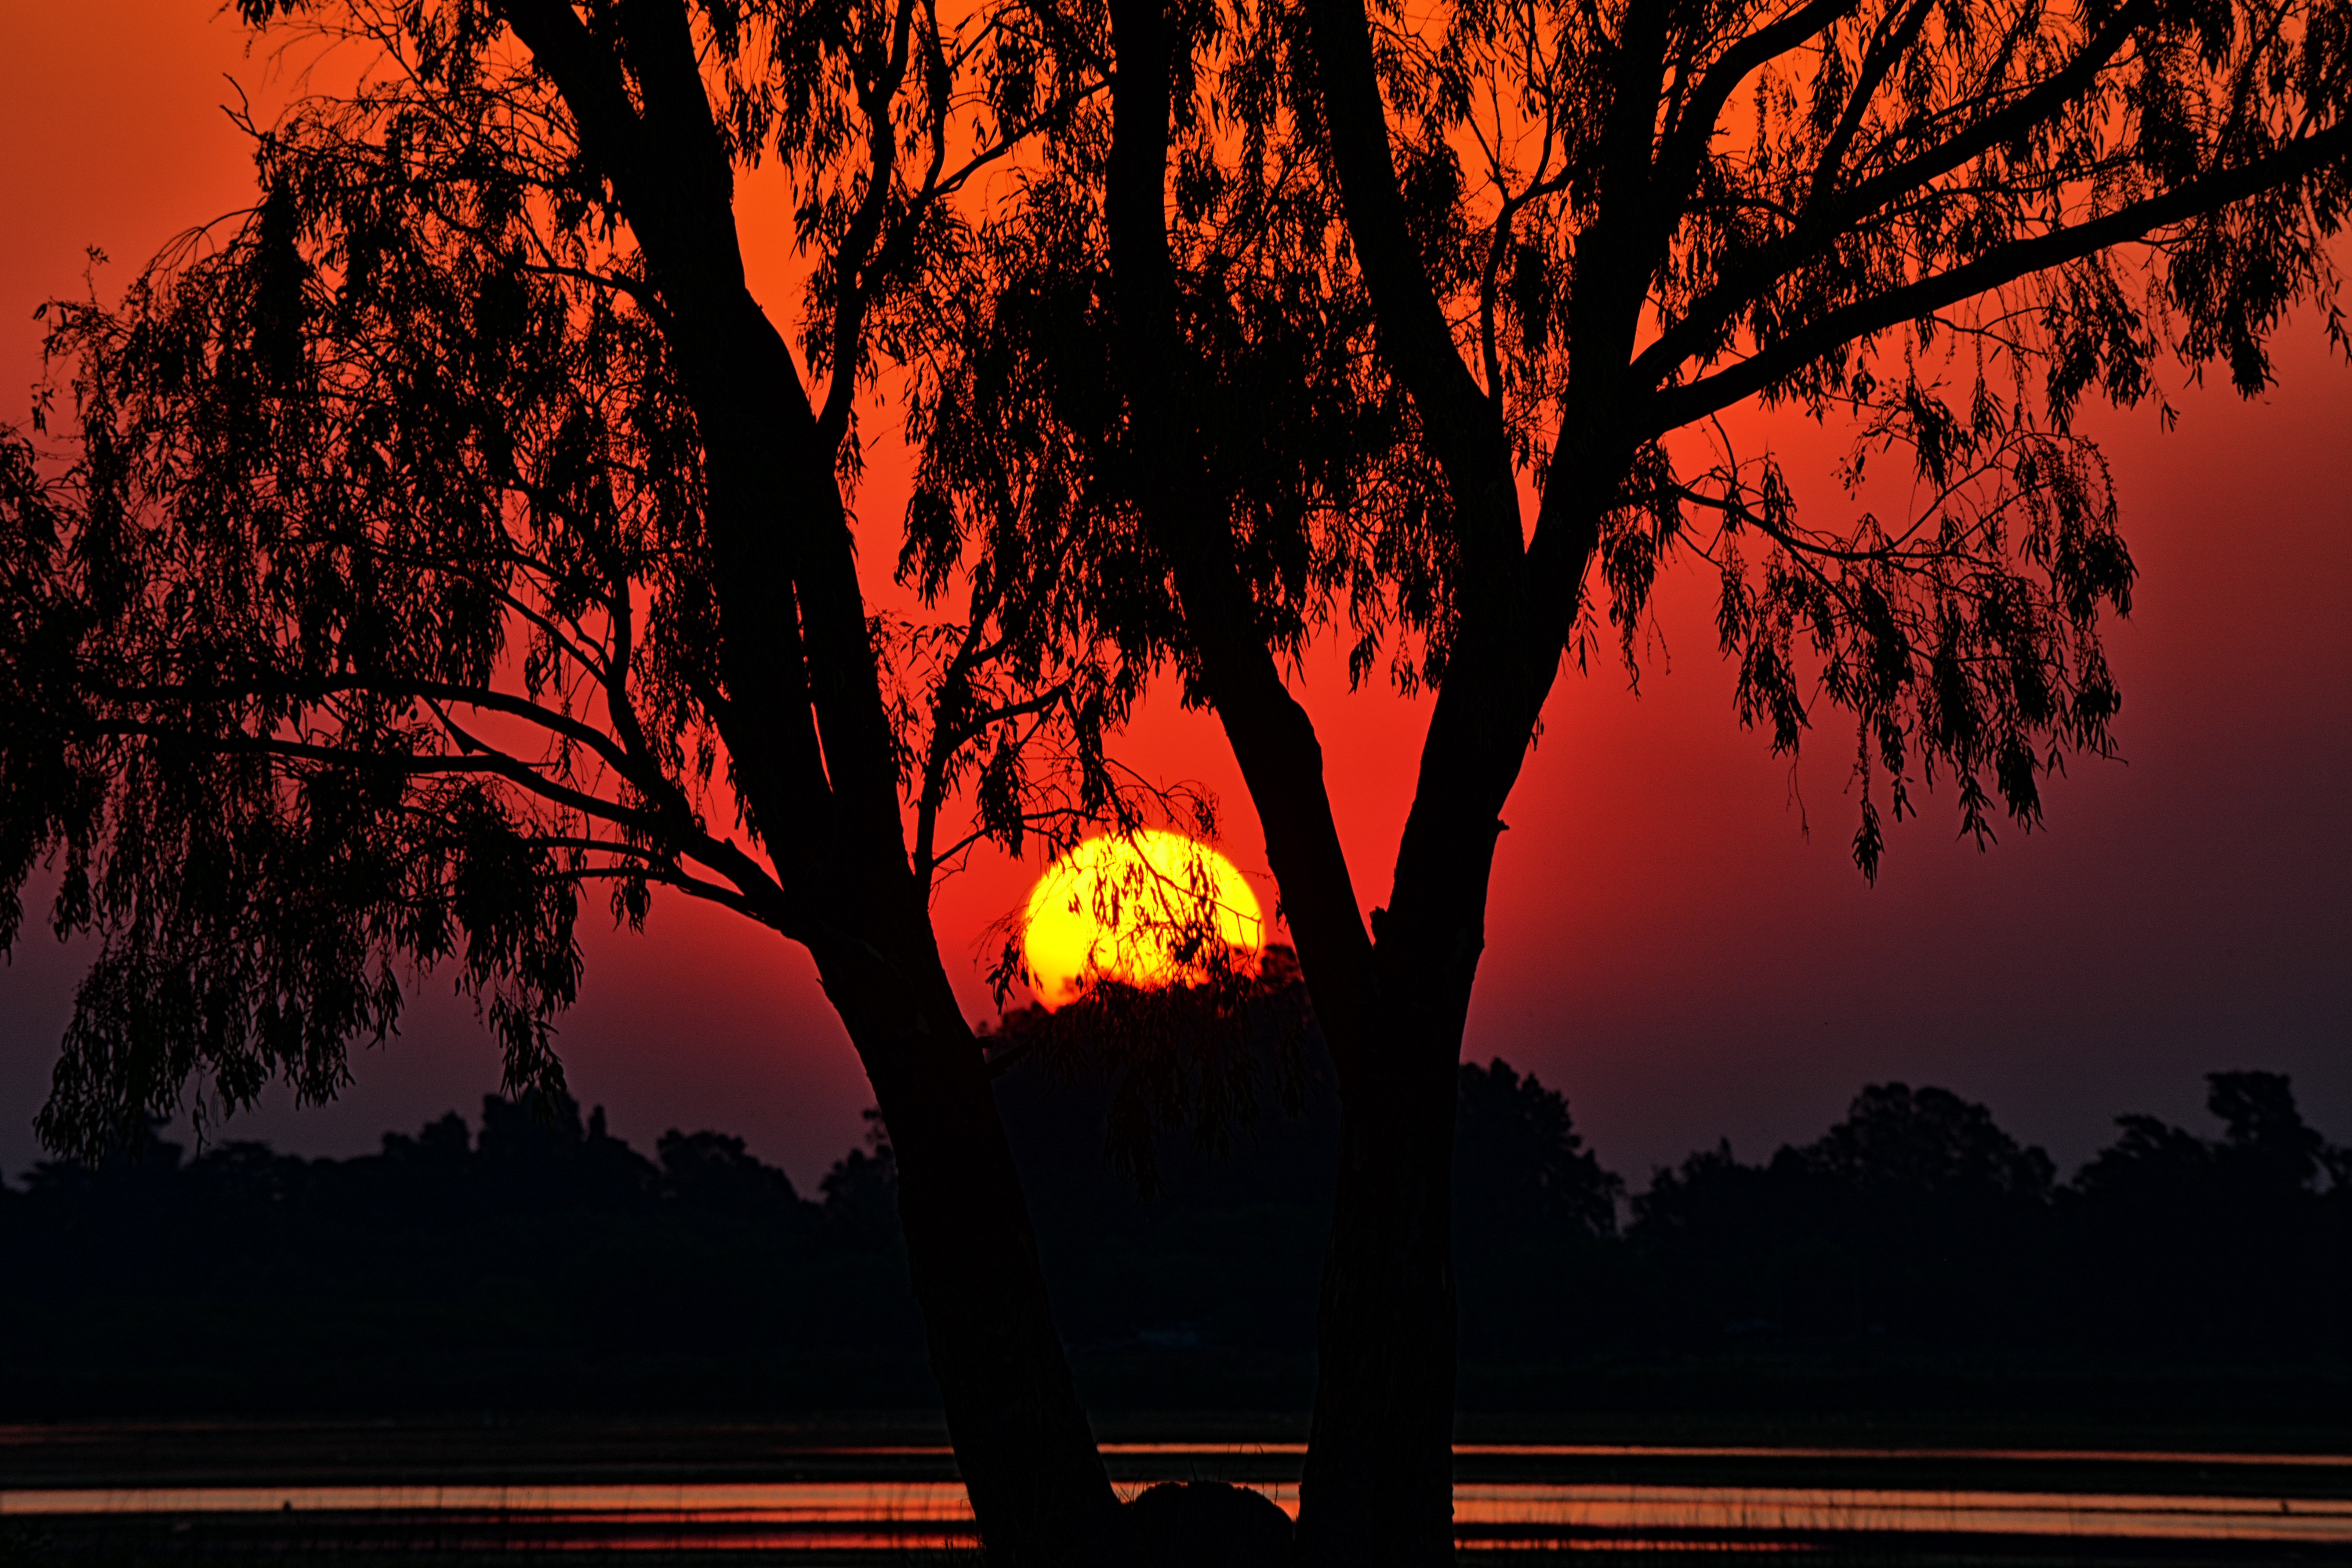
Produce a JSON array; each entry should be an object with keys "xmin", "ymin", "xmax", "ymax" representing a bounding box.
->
[{"xmin": 1020, "ymin": 831, "xmax": 1265, "ymax": 1008}]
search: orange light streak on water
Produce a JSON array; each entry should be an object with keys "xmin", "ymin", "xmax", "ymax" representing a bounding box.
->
[
  {"xmin": 1448, "ymin": 1485, "xmax": 2352, "ymax": 1544},
  {"xmin": 0, "ymin": 1483, "xmax": 978, "ymax": 1521},
  {"xmin": 820, "ymin": 1442, "xmax": 2352, "ymax": 1466},
  {"xmin": 9, "ymin": 1479, "xmax": 2351, "ymax": 1546}
]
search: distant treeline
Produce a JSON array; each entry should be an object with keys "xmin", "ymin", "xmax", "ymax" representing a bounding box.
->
[
  {"xmin": 2, "ymin": 1093, "xmax": 935, "ymax": 1414},
  {"xmin": 3, "ymin": 1041, "xmax": 2345, "ymax": 1422},
  {"xmin": 1454, "ymin": 1063, "xmax": 2349, "ymax": 1368}
]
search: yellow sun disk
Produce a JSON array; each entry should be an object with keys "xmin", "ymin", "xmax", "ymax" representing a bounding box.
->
[{"xmin": 1021, "ymin": 831, "xmax": 1265, "ymax": 1009}]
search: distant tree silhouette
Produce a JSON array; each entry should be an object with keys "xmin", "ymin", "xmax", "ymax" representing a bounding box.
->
[
  {"xmin": 1790, "ymin": 1083, "xmax": 2059, "ymax": 1202},
  {"xmin": 659, "ymin": 1127, "xmax": 806, "ymax": 1221},
  {"xmin": 1635, "ymin": 1082, "xmax": 2059, "ymax": 1344},
  {"xmin": 1452, "ymin": 1060, "xmax": 1622, "ymax": 1361},
  {"xmin": 383, "ymin": 1111, "xmax": 473, "ymax": 1165},
  {"xmin": 1455, "ymin": 1060, "xmax": 1622, "ymax": 1248},
  {"xmin": 984, "ymin": 963, "xmax": 1341, "ymax": 1384},
  {"xmin": 2074, "ymin": 1070, "xmax": 2334, "ymax": 1211},
  {"xmin": 1622, "ymin": 1073, "xmax": 2348, "ymax": 1362},
  {"xmin": 2063, "ymin": 1069, "xmax": 2347, "ymax": 1350},
  {"xmin": 475, "ymin": 1090, "xmax": 664, "ymax": 1210},
  {"xmin": 982, "ymin": 945, "xmax": 1320, "ymax": 1198},
  {"xmin": 0, "ymin": 1089, "xmax": 951, "ymax": 1414},
  {"xmin": 2206, "ymin": 1070, "xmax": 2332, "ymax": 1195},
  {"xmin": 818, "ymin": 1109, "xmax": 906, "ymax": 1250}
]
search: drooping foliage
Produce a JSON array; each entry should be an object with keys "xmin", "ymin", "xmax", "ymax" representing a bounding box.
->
[
  {"xmin": 0, "ymin": 0, "xmax": 1154, "ymax": 1160},
  {"xmin": 1362, "ymin": 0, "xmax": 2341, "ymax": 872},
  {"xmin": 1454, "ymin": 1058, "xmax": 1623, "ymax": 1245},
  {"xmin": 899, "ymin": 62, "xmax": 1457, "ymax": 709},
  {"xmin": 919, "ymin": 0, "xmax": 2346, "ymax": 877}
]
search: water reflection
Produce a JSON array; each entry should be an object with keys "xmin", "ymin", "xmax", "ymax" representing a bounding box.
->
[
  {"xmin": 1452, "ymin": 1483, "xmax": 2352, "ymax": 1544},
  {"xmin": 8, "ymin": 1466, "xmax": 2350, "ymax": 1551}
]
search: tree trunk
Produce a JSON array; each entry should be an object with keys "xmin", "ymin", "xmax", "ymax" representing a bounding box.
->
[
  {"xmin": 1275, "ymin": 0, "xmax": 1631, "ymax": 1542},
  {"xmin": 688, "ymin": 262, "xmax": 1122, "ymax": 1568},
  {"xmin": 818, "ymin": 937, "xmax": 1123, "ymax": 1566},
  {"xmin": 666, "ymin": 202, "xmax": 1123, "ymax": 1568},
  {"xmin": 693, "ymin": 307, "xmax": 1123, "ymax": 1568},
  {"xmin": 1286, "ymin": 466, "xmax": 1604, "ymax": 1561},
  {"xmin": 1290, "ymin": 779, "xmax": 1520, "ymax": 1566},
  {"xmin": 1293, "ymin": 1022, "xmax": 1463, "ymax": 1566},
  {"xmin": 488, "ymin": 7, "xmax": 1123, "ymax": 1558},
  {"xmin": 1098, "ymin": 4, "xmax": 1550, "ymax": 1559}
]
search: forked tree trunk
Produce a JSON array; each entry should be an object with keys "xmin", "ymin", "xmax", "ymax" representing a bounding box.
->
[
  {"xmin": 1099, "ymin": 2, "xmax": 1527, "ymax": 1560},
  {"xmin": 1271, "ymin": 0, "xmax": 1627, "ymax": 1548},
  {"xmin": 685, "ymin": 252, "xmax": 1123, "ymax": 1568},
  {"xmin": 665, "ymin": 175, "xmax": 1123, "ymax": 1568},
  {"xmin": 690, "ymin": 299, "xmax": 1124, "ymax": 1568},
  {"xmin": 1291, "ymin": 797, "xmax": 1529, "ymax": 1568},
  {"xmin": 1102, "ymin": 10, "xmax": 1608, "ymax": 1507}
]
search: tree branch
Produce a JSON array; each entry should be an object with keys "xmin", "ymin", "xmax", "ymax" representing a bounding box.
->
[
  {"xmin": 817, "ymin": 0, "xmax": 924, "ymax": 453},
  {"xmin": 1805, "ymin": 0, "xmax": 1941, "ymax": 220},
  {"xmin": 1301, "ymin": 0, "xmax": 1520, "ymax": 581},
  {"xmin": 1652, "ymin": 0, "xmax": 1858, "ymax": 208},
  {"xmin": 1648, "ymin": 120, "xmax": 2352, "ymax": 431},
  {"xmin": 1634, "ymin": 0, "xmax": 2158, "ymax": 387}
]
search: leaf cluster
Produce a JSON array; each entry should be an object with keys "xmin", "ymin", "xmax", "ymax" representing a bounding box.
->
[
  {"xmin": 5, "ymin": 43, "xmax": 681, "ymax": 1151},
  {"xmin": 906, "ymin": 0, "xmax": 1474, "ymax": 702},
  {"xmin": 985, "ymin": 944, "xmax": 1317, "ymax": 1196}
]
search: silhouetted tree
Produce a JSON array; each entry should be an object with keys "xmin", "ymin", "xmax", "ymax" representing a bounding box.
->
[
  {"xmin": 0, "ymin": 1093, "xmax": 958, "ymax": 1414},
  {"xmin": 2206, "ymin": 1070, "xmax": 2332, "ymax": 1195},
  {"xmin": 1791, "ymin": 1083, "xmax": 2058, "ymax": 1202},
  {"xmin": 660, "ymin": 1127, "xmax": 806, "ymax": 1221},
  {"xmin": 0, "ymin": 0, "xmax": 1150, "ymax": 1552},
  {"xmin": 2063, "ymin": 1069, "xmax": 2347, "ymax": 1350},
  {"xmin": 1452, "ymin": 1060, "xmax": 1622, "ymax": 1360},
  {"xmin": 2074, "ymin": 1070, "xmax": 2335, "ymax": 1211},
  {"xmin": 1634, "ymin": 1082, "xmax": 2058, "ymax": 1343},
  {"xmin": 980, "ymin": 961, "xmax": 1341, "ymax": 1383},
  {"xmin": 1454, "ymin": 1059, "xmax": 1621, "ymax": 1249},
  {"xmin": 983, "ymin": 945, "xmax": 1321, "ymax": 1198},
  {"xmin": 819, "ymin": 1109, "xmax": 906, "ymax": 1250},
  {"xmin": 915, "ymin": 0, "xmax": 2351, "ymax": 1544},
  {"xmin": 4, "ymin": 1063, "xmax": 2340, "ymax": 1419}
]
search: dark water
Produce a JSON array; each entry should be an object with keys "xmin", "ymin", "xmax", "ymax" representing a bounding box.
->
[{"xmin": 8, "ymin": 1432, "xmax": 2351, "ymax": 1562}]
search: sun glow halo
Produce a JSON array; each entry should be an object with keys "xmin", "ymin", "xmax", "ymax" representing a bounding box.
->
[{"xmin": 1020, "ymin": 831, "xmax": 1265, "ymax": 1009}]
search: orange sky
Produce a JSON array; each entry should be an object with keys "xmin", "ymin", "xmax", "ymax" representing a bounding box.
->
[{"xmin": 0, "ymin": 1, "xmax": 2345, "ymax": 1188}]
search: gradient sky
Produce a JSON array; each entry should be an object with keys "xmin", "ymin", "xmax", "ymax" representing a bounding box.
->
[{"xmin": 2, "ymin": 1, "xmax": 2345, "ymax": 1194}]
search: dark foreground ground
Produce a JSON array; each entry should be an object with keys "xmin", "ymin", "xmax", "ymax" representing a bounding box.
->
[{"xmin": 6, "ymin": 1413, "xmax": 2350, "ymax": 1567}]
